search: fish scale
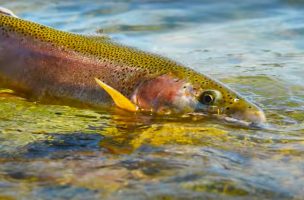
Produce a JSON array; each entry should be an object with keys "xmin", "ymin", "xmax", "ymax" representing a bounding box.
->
[{"xmin": 0, "ymin": 15, "xmax": 204, "ymax": 84}]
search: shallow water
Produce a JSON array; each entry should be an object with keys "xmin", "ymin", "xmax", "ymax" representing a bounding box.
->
[{"xmin": 0, "ymin": 0, "xmax": 304, "ymax": 199}]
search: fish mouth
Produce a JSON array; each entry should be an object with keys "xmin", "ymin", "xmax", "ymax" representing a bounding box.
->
[
  {"xmin": 228, "ymin": 109, "xmax": 266, "ymax": 124},
  {"xmin": 214, "ymin": 114, "xmax": 266, "ymax": 129},
  {"xmin": 193, "ymin": 103, "xmax": 266, "ymax": 127},
  {"xmin": 188, "ymin": 111, "xmax": 266, "ymax": 128}
]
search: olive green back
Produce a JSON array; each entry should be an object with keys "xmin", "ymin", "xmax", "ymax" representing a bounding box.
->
[{"xmin": 0, "ymin": 15, "xmax": 186, "ymax": 73}]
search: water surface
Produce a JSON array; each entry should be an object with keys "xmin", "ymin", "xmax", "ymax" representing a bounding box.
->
[{"xmin": 0, "ymin": 0, "xmax": 303, "ymax": 199}]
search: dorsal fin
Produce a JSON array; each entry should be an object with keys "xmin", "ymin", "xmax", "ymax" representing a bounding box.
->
[{"xmin": 0, "ymin": 7, "xmax": 18, "ymax": 18}]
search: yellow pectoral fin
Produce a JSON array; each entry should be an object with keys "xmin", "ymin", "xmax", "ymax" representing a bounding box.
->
[{"xmin": 94, "ymin": 78, "xmax": 138, "ymax": 112}]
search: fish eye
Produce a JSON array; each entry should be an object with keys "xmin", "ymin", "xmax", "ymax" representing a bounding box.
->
[{"xmin": 198, "ymin": 90, "xmax": 221, "ymax": 105}]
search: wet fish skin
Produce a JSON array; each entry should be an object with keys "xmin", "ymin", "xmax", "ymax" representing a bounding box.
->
[{"xmin": 0, "ymin": 12, "xmax": 265, "ymax": 123}]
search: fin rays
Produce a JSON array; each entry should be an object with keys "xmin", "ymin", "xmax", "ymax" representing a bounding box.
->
[{"xmin": 94, "ymin": 78, "xmax": 138, "ymax": 112}]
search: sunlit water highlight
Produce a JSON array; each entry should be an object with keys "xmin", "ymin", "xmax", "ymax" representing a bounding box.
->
[{"xmin": 0, "ymin": 0, "xmax": 303, "ymax": 199}]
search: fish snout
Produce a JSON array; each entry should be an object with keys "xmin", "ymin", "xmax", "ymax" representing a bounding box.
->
[{"xmin": 227, "ymin": 106, "xmax": 266, "ymax": 124}]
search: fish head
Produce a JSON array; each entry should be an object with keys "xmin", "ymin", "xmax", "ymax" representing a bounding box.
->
[
  {"xmin": 95, "ymin": 71, "xmax": 266, "ymax": 124},
  {"xmin": 130, "ymin": 72, "xmax": 265, "ymax": 124},
  {"xmin": 171, "ymin": 73, "xmax": 266, "ymax": 124}
]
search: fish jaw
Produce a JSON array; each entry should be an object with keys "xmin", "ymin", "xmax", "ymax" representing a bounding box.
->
[{"xmin": 219, "ymin": 98, "xmax": 266, "ymax": 124}]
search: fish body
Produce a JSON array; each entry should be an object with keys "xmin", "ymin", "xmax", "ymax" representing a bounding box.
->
[{"xmin": 0, "ymin": 9, "xmax": 265, "ymax": 123}]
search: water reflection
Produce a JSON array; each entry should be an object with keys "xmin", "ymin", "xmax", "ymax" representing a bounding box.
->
[{"xmin": 99, "ymin": 113, "xmax": 229, "ymax": 154}]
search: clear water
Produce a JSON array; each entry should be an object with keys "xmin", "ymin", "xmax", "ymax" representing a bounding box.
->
[{"xmin": 0, "ymin": 0, "xmax": 303, "ymax": 199}]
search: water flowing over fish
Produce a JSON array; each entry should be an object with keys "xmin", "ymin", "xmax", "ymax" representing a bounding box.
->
[{"xmin": 0, "ymin": 7, "xmax": 266, "ymax": 124}]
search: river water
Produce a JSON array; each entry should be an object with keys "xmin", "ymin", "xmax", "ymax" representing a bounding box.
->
[{"xmin": 0, "ymin": 0, "xmax": 303, "ymax": 199}]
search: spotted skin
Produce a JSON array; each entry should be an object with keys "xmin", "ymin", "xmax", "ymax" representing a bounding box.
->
[{"xmin": 0, "ymin": 13, "xmax": 265, "ymax": 122}]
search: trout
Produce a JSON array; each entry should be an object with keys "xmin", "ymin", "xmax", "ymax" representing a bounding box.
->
[{"xmin": 0, "ymin": 8, "xmax": 266, "ymax": 124}]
